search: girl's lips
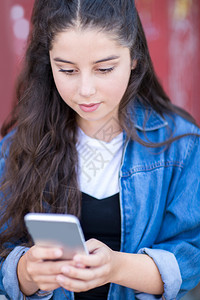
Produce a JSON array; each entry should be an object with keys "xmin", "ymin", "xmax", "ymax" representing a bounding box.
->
[{"xmin": 79, "ymin": 103, "xmax": 101, "ymax": 112}]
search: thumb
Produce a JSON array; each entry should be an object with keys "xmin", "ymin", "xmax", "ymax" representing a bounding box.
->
[{"xmin": 86, "ymin": 238, "xmax": 104, "ymax": 253}]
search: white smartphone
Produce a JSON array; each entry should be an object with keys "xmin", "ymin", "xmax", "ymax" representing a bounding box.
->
[{"xmin": 24, "ymin": 213, "xmax": 88, "ymax": 260}]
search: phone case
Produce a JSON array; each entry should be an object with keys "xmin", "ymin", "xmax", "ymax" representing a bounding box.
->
[{"xmin": 24, "ymin": 213, "xmax": 88, "ymax": 259}]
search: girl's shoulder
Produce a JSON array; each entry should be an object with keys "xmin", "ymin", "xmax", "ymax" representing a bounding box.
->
[
  {"xmin": 165, "ymin": 111, "xmax": 200, "ymax": 137},
  {"xmin": 129, "ymin": 98, "xmax": 200, "ymax": 136}
]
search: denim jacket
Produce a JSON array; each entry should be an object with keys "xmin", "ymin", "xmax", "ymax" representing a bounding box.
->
[{"xmin": 1, "ymin": 101, "xmax": 200, "ymax": 300}]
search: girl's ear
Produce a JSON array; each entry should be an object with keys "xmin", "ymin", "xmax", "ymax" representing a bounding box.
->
[{"xmin": 131, "ymin": 59, "xmax": 137, "ymax": 70}]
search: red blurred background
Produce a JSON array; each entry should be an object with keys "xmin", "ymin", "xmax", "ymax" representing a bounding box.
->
[{"xmin": 0, "ymin": 0, "xmax": 200, "ymax": 129}]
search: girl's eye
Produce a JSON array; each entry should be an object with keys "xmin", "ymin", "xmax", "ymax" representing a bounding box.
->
[
  {"xmin": 59, "ymin": 69, "xmax": 78, "ymax": 75},
  {"xmin": 58, "ymin": 67, "xmax": 114, "ymax": 75},
  {"xmin": 97, "ymin": 67, "xmax": 114, "ymax": 74}
]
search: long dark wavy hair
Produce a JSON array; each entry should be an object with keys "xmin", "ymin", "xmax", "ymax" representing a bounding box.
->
[{"xmin": 0, "ymin": 0, "xmax": 197, "ymax": 257}]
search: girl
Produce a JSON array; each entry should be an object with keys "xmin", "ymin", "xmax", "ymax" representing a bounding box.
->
[{"xmin": 0, "ymin": 0, "xmax": 200, "ymax": 299}]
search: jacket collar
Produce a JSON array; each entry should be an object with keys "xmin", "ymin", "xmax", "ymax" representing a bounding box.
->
[{"xmin": 127, "ymin": 98, "xmax": 168, "ymax": 132}]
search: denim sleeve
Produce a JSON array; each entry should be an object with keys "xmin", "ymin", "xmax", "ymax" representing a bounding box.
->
[
  {"xmin": 138, "ymin": 132, "xmax": 200, "ymax": 300},
  {"xmin": 1, "ymin": 246, "xmax": 53, "ymax": 300},
  {"xmin": 137, "ymin": 248, "xmax": 181, "ymax": 300}
]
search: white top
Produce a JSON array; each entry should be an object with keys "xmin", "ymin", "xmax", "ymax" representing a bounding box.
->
[{"xmin": 77, "ymin": 128, "xmax": 123, "ymax": 199}]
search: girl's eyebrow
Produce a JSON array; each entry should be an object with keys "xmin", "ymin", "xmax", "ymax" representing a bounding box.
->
[
  {"xmin": 94, "ymin": 55, "xmax": 120, "ymax": 64},
  {"xmin": 53, "ymin": 55, "xmax": 120, "ymax": 65}
]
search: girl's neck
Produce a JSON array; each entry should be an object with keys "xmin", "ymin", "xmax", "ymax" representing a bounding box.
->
[{"xmin": 76, "ymin": 117, "xmax": 122, "ymax": 143}]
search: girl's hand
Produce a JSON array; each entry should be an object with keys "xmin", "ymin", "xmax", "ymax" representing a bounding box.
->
[
  {"xmin": 17, "ymin": 245, "xmax": 75, "ymax": 295},
  {"xmin": 56, "ymin": 239, "xmax": 118, "ymax": 292},
  {"xmin": 18, "ymin": 239, "xmax": 164, "ymax": 296}
]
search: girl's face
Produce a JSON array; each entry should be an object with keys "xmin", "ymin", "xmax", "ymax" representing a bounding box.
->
[{"xmin": 49, "ymin": 28, "xmax": 136, "ymax": 137}]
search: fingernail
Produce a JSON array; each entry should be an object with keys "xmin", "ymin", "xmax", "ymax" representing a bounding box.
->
[
  {"xmin": 57, "ymin": 275, "xmax": 65, "ymax": 282},
  {"xmin": 61, "ymin": 266, "xmax": 69, "ymax": 274},
  {"xmin": 76, "ymin": 263, "xmax": 84, "ymax": 268},
  {"xmin": 74, "ymin": 255, "xmax": 81, "ymax": 262},
  {"xmin": 55, "ymin": 249, "xmax": 62, "ymax": 257}
]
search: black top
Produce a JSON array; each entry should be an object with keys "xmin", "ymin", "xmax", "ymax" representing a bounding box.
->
[{"xmin": 74, "ymin": 192, "xmax": 121, "ymax": 300}]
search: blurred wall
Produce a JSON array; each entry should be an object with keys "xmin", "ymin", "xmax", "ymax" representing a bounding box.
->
[
  {"xmin": 0, "ymin": 0, "xmax": 34, "ymax": 129},
  {"xmin": 0, "ymin": 0, "xmax": 200, "ymax": 128},
  {"xmin": 136, "ymin": 0, "xmax": 200, "ymax": 124}
]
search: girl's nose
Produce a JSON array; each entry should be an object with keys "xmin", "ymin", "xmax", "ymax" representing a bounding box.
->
[{"xmin": 78, "ymin": 74, "xmax": 96, "ymax": 98}]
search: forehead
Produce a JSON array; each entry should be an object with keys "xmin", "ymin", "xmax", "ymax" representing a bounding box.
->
[{"xmin": 50, "ymin": 28, "xmax": 129, "ymax": 59}]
